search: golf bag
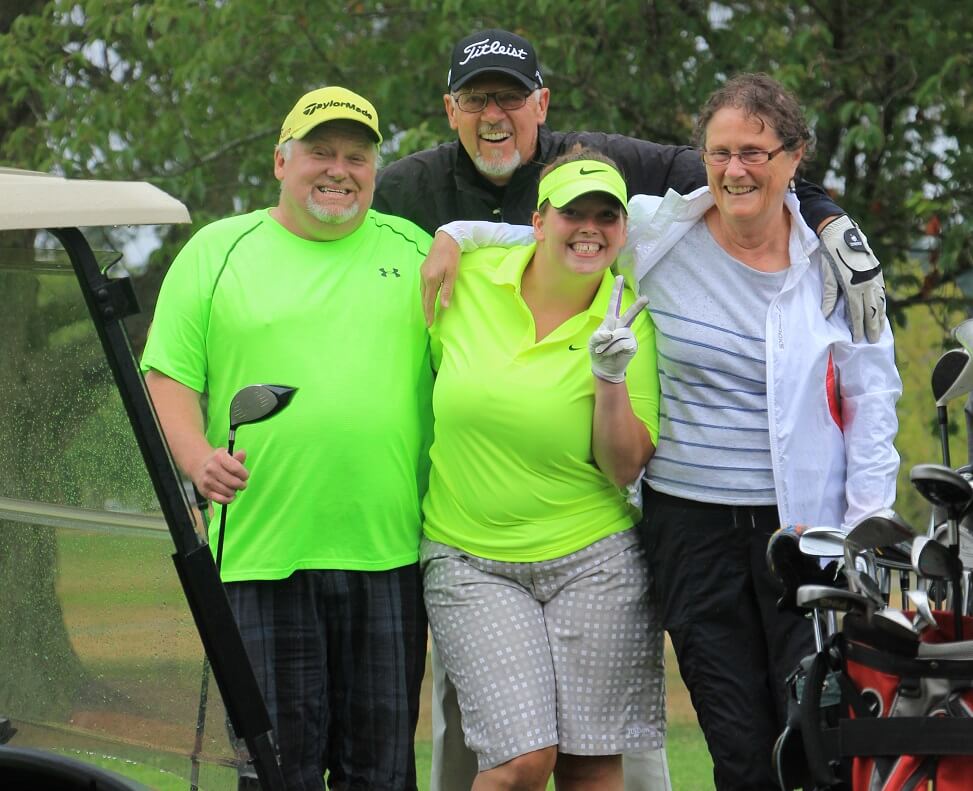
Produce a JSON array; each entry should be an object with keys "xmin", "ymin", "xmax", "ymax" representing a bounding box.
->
[{"xmin": 797, "ymin": 611, "xmax": 973, "ymax": 791}]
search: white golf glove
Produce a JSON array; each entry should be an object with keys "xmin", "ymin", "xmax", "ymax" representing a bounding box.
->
[
  {"xmin": 819, "ymin": 215, "xmax": 886, "ymax": 344},
  {"xmin": 589, "ymin": 276, "xmax": 649, "ymax": 383}
]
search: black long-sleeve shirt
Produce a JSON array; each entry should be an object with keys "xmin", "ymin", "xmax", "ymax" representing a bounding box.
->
[{"xmin": 374, "ymin": 124, "xmax": 841, "ymax": 235}]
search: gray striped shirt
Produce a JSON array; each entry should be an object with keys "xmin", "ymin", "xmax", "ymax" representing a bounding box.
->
[{"xmin": 644, "ymin": 221, "xmax": 787, "ymax": 504}]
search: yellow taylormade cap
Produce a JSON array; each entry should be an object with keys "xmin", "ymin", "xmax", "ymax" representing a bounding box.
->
[
  {"xmin": 278, "ymin": 86, "xmax": 382, "ymax": 146},
  {"xmin": 536, "ymin": 160, "xmax": 628, "ymax": 210}
]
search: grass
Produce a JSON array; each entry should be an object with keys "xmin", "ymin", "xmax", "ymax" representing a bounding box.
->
[{"xmin": 22, "ymin": 529, "xmax": 719, "ymax": 789}]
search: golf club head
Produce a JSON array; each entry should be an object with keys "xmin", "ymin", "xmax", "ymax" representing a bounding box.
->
[
  {"xmin": 932, "ymin": 521, "xmax": 973, "ymax": 568},
  {"xmin": 931, "ymin": 348, "xmax": 973, "ymax": 406},
  {"xmin": 910, "ymin": 463, "xmax": 973, "ymax": 519},
  {"xmin": 952, "ymin": 318, "xmax": 973, "ymax": 355},
  {"xmin": 796, "ymin": 585, "xmax": 869, "ymax": 613},
  {"xmin": 905, "ymin": 589, "xmax": 938, "ymax": 631},
  {"xmin": 846, "ymin": 510, "xmax": 915, "ymax": 554},
  {"xmin": 911, "ymin": 535, "xmax": 963, "ymax": 581},
  {"xmin": 798, "ymin": 526, "xmax": 847, "ymax": 558},
  {"xmin": 872, "ymin": 607, "xmax": 920, "ymax": 641},
  {"xmin": 767, "ymin": 525, "xmax": 841, "ymax": 610},
  {"xmin": 872, "ymin": 540, "xmax": 915, "ymax": 571},
  {"xmin": 229, "ymin": 384, "xmax": 298, "ymax": 431},
  {"xmin": 845, "ymin": 567, "xmax": 886, "ymax": 610}
]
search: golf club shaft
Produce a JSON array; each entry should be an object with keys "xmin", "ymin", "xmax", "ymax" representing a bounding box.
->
[
  {"xmin": 214, "ymin": 436, "xmax": 235, "ymax": 573},
  {"xmin": 939, "ymin": 405, "xmax": 952, "ymax": 468},
  {"xmin": 190, "ymin": 486, "xmax": 212, "ymax": 790},
  {"xmin": 966, "ymin": 392, "xmax": 973, "ymax": 467},
  {"xmin": 954, "ymin": 573, "xmax": 964, "ymax": 641},
  {"xmin": 811, "ymin": 609, "xmax": 823, "ymax": 652},
  {"xmin": 190, "ymin": 659, "xmax": 210, "ymax": 791}
]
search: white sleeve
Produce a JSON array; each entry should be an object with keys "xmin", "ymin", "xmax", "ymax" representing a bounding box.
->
[
  {"xmin": 833, "ymin": 318, "xmax": 902, "ymax": 527},
  {"xmin": 615, "ymin": 194, "xmax": 661, "ymax": 285},
  {"xmin": 437, "ymin": 220, "xmax": 533, "ymax": 252}
]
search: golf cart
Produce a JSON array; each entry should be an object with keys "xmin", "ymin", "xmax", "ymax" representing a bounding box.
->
[{"xmin": 0, "ymin": 168, "xmax": 283, "ymax": 789}]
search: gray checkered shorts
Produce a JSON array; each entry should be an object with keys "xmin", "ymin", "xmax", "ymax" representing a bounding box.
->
[{"xmin": 421, "ymin": 529, "xmax": 665, "ymax": 771}]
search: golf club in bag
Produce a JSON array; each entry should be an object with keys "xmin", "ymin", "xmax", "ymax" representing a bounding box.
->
[
  {"xmin": 930, "ymin": 347, "xmax": 973, "ymax": 468},
  {"xmin": 910, "ymin": 463, "xmax": 972, "ymax": 640},
  {"xmin": 191, "ymin": 384, "xmax": 296, "ymax": 789},
  {"xmin": 797, "ymin": 610, "xmax": 973, "ymax": 791}
]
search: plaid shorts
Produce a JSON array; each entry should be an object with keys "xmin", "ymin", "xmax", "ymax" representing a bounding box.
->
[{"xmin": 224, "ymin": 564, "xmax": 426, "ymax": 791}]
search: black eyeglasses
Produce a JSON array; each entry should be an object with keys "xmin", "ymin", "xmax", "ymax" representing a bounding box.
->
[
  {"xmin": 700, "ymin": 144, "xmax": 787, "ymax": 166},
  {"xmin": 452, "ymin": 89, "xmax": 532, "ymax": 113}
]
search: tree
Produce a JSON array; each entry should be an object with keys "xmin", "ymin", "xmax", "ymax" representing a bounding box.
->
[{"xmin": 2, "ymin": 0, "xmax": 968, "ymax": 309}]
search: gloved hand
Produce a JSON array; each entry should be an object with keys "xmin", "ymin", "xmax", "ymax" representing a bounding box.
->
[
  {"xmin": 589, "ymin": 275, "xmax": 649, "ymax": 383},
  {"xmin": 819, "ymin": 215, "xmax": 886, "ymax": 344}
]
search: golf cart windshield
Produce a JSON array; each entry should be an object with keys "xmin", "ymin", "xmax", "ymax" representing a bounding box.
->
[{"xmin": 0, "ymin": 169, "xmax": 253, "ymax": 788}]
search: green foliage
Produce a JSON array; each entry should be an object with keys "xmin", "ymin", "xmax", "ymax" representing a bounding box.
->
[{"xmin": 1, "ymin": 1, "xmax": 970, "ymax": 318}]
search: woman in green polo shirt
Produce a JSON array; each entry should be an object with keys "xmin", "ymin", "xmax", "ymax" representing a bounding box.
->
[{"xmin": 421, "ymin": 149, "xmax": 662, "ymax": 791}]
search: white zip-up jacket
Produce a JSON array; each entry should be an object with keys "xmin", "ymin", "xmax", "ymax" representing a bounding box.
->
[
  {"xmin": 625, "ymin": 187, "xmax": 901, "ymax": 529},
  {"xmin": 440, "ymin": 187, "xmax": 902, "ymax": 530}
]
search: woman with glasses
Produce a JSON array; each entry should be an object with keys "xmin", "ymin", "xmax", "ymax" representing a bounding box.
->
[
  {"xmin": 431, "ymin": 73, "xmax": 901, "ymax": 790},
  {"xmin": 421, "ymin": 148, "xmax": 663, "ymax": 791}
]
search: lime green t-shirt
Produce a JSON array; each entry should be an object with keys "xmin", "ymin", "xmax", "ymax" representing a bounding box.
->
[
  {"xmin": 142, "ymin": 209, "xmax": 433, "ymax": 580},
  {"xmin": 423, "ymin": 244, "xmax": 660, "ymax": 562}
]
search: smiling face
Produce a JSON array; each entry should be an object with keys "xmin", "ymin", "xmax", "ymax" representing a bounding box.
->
[
  {"xmin": 444, "ymin": 73, "xmax": 549, "ymax": 186},
  {"xmin": 272, "ymin": 120, "xmax": 377, "ymax": 240},
  {"xmin": 703, "ymin": 106, "xmax": 803, "ymax": 230},
  {"xmin": 532, "ymin": 192, "xmax": 627, "ymax": 277}
]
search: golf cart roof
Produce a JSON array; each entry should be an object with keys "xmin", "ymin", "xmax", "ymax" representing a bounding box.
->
[{"xmin": 0, "ymin": 166, "xmax": 190, "ymax": 230}]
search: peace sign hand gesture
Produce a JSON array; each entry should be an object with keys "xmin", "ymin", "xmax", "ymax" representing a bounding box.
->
[{"xmin": 589, "ymin": 275, "xmax": 649, "ymax": 383}]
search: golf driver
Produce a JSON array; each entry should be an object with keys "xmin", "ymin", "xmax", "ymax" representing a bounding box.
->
[
  {"xmin": 193, "ymin": 383, "xmax": 296, "ymax": 790},
  {"xmin": 944, "ymin": 319, "xmax": 973, "ymax": 467},
  {"xmin": 952, "ymin": 317, "xmax": 973, "ymax": 357},
  {"xmin": 215, "ymin": 384, "xmax": 297, "ymax": 570},
  {"xmin": 931, "ymin": 347, "xmax": 973, "ymax": 467}
]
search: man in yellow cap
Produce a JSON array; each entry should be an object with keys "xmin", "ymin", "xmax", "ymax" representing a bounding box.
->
[{"xmin": 142, "ymin": 86, "xmax": 432, "ymax": 790}]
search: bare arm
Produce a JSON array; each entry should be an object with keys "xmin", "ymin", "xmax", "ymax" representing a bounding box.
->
[
  {"xmin": 145, "ymin": 370, "xmax": 248, "ymax": 504},
  {"xmin": 421, "ymin": 221, "xmax": 535, "ymax": 326},
  {"xmin": 592, "ymin": 379, "xmax": 654, "ymax": 487}
]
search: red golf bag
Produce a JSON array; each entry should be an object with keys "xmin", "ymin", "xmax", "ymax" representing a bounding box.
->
[{"xmin": 799, "ymin": 611, "xmax": 973, "ymax": 790}]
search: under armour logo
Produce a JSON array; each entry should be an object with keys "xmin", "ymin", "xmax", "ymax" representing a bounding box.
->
[{"xmin": 379, "ymin": 268, "xmax": 400, "ymax": 278}]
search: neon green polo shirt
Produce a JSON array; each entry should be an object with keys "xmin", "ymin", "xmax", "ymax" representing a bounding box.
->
[
  {"xmin": 423, "ymin": 244, "xmax": 659, "ymax": 562},
  {"xmin": 142, "ymin": 208, "xmax": 433, "ymax": 580}
]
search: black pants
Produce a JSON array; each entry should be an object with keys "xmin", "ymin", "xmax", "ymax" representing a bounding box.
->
[{"xmin": 638, "ymin": 488, "xmax": 815, "ymax": 791}]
